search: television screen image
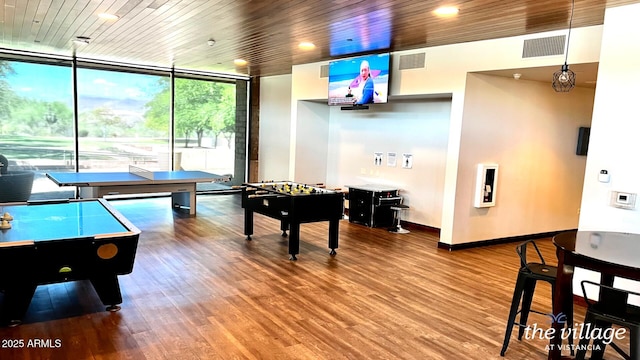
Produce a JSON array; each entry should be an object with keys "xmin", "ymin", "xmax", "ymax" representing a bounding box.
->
[
  {"xmin": 328, "ymin": 53, "xmax": 390, "ymax": 106},
  {"xmin": 329, "ymin": 9, "xmax": 391, "ymax": 57}
]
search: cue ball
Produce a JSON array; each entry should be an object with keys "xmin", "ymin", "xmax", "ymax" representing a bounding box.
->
[{"xmin": 97, "ymin": 243, "xmax": 119, "ymax": 259}]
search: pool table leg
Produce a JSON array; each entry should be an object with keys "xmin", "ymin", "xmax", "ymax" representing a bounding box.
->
[
  {"xmin": 0, "ymin": 283, "xmax": 37, "ymax": 326},
  {"xmin": 90, "ymin": 276, "xmax": 123, "ymax": 312}
]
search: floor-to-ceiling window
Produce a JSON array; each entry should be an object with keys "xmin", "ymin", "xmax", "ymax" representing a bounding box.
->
[
  {"xmin": 0, "ymin": 58, "xmax": 74, "ymax": 199},
  {"xmin": 0, "ymin": 53, "xmax": 248, "ymax": 200},
  {"xmin": 172, "ymin": 76, "xmax": 236, "ymax": 177},
  {"xmin": 76, "ymin": 67, "xmax": 169, "ymax": 172}
]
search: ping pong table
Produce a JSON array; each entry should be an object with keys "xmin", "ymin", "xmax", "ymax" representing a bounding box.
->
[
  {"xmin": 0, "ymin": 198, "xmax": 141, "ymax": 326},
  {"xmin": 47, "ymin": 166, "xmax": 230, "ymax": 216}
]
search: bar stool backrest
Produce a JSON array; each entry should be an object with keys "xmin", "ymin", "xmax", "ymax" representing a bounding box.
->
[
  {"xmin": 516, "ymin": 240, "xmax": 547, "ymax": 273},
  {"xmin": 581, "ymin": 280, "xmax": 640, "ymax": 324}
]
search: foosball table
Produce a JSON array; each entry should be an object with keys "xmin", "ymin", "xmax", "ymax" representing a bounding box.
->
[{"xmin": 240, "ymin": 181, "xmax": 344, "ymax": 260}]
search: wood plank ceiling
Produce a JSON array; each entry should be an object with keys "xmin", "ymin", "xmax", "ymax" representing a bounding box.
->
[{"xmin": 0, "ymin": 0, "xmax": 639, "ymax": 77}]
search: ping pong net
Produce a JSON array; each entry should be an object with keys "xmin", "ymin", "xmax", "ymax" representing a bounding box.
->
[
  {"xmin": 127, "ymin": 165, "xmax": 232, "ymax": 183},
  {"xmin": 129, "ymin": 165, "xmax": 157, "ymax": 180}
]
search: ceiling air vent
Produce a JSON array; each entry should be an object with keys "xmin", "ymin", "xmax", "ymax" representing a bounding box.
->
[
  {"xmin": 320, "ymin": 65, "xmax": 329, "ymax": 78},
  {"xmin": 399, "ymin": 53, "xmax": 426, "ymax": 70},
  {"xmin": 522, "ymin": 35, "xmax": 565, "ymax": 58}
]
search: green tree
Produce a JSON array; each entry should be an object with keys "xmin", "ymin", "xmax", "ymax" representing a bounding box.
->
[
  {"xmin": 0, "ymin": 60, "xmax": 74, "ymax": 137},
  {"xmin": 144, "ymin": 77, "xmax": 235, "ymax": 148},
  {"xmin": 211, "ymin": 84, "xmax": 236, "ymax": 149},
  {"xmin": 143, "ymin": 77, "xmax": 171, "ymax": 138},
  {"xmin": 174, "ymin": 78, "xmax": 222, "ymax": 147},
  {"xmin": 79, "ymin": 107, "xmax": 127, "ymax": 139},
  {"xmin": 0, "ymin": 61, "xmax": 16, "ymax": 130},
  {"xmin": 8, "ymin": 99, "xmax": 73, "ymax": 136}
]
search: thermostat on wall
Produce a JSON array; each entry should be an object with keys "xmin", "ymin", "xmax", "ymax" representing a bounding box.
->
[{"xmin": 610, "ymin": 191, "xmax": 636, "ymax": 209}]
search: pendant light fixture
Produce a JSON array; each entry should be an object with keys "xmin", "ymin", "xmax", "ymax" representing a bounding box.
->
[{"xmin": 552, "ymin": 0, "xmax": 576, "ymax": 92}]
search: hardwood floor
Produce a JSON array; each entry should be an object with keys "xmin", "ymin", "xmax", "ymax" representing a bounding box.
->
[{"xmin": 0, "ymin": 194, "xmax": 627, "ymax": 359}]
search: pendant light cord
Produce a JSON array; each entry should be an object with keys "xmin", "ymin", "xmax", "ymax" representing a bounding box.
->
[{"xmin": 564, "ymin": 0, "xmax": 575, "ymax": 65}]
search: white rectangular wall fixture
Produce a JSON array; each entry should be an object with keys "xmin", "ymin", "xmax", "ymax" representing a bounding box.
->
[
  {"xmin": 474, "ymin": 164, "xmax": 499, "ymax": 208},
  {"xmin": 610, "ymin": 191, "xmax": 637, "ymax": 210}
]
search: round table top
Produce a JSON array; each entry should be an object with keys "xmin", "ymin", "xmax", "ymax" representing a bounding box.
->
[{"xmin": 553, "ymin": 230, "xmax": 640, "ymax": 270}]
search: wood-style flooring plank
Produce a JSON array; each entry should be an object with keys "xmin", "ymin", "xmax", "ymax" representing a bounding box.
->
[{"xmin": 0, "ymin": 194, "xmax": 629, "ymax": 359}]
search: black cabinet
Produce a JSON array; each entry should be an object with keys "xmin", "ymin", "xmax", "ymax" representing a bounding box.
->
[{"xmin": 347, "ymin": 185, "xmax": 400, "ymax": 228}]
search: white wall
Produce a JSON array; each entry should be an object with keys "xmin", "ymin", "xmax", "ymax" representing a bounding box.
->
[
  {"xmin": 576, "ymin": 3, "xmax": 640, "ymax": 300},
  {"xmin": 259, "ymin": 74, "xmax": 292, "ymax": 181},
  {"xmin": 293, "ymin": 101, "xmax": 330, "ymax": 184},
  {"xmin": 260, "ymin": 25, "xmax": 605, "ymax": 244},
  {"xmin": 289, "ymin": 63, "xmax": 329, "ymax": 181},
  {"xmin": 326, "ymin": 99, "xmax": 451, "ymax": 227},
  {"xmin": 579, "ymin": 4, "xmax": 640, "ymax": 233},
  {"xmin": 453, "ymin": 74, "xmax": 593, "ymax": 244}
]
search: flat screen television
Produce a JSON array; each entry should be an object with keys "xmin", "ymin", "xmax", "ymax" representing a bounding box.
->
[{"xmin": 328, "ymin": 53, "xmax": 390, "ymax": 107}]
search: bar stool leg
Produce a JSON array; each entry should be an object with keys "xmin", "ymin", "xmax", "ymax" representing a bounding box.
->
[
  {"xmin": 517, "ymin": 278, "xmax": 536, "ymax": 340},
  {"xmin": 395, "ymin": 208, "xmax": 409, "ymax": 234},
  {"xmin": 389, "ymin": 208, "xmax": 400, "ymax": 232},
  {"xmin": 501, "ymin": 272, "xmax": 527, "ymax": 356},
  {"xmin": 630, "ymin": 328, "xmax": 640, "ymax": 360}
]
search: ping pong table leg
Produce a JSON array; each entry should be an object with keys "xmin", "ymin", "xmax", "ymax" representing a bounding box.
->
[
  {"xmin": 79, "ymin": 186, "xmax": 100, "ymax": 199},
  {"xmin": 171, "ymin": 191, "xmax": 196, "ymax": 215},
  {"xmin": 188, "ymin": 190, "xmax": 196, "ymax": 215}
]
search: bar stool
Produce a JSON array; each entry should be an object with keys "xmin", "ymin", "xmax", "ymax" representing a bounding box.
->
[
  {"xmin": 389, "ymin": 204, "xmax": 410, "ymax": 233},
  {"xmin": 500, "ymin": 240, "xmax": 573, "ymax": 356},
  {"xmin": 576, "ymin": 281, "xmax": 640, "ymax": 360}
]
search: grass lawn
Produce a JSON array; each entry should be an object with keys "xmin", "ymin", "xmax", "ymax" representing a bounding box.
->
[{"xmin": 0, "ymin": 135, "xmax": 167, "ymax": 161}]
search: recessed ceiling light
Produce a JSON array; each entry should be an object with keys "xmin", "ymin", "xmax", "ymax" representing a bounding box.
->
[
  {"xmin": 434, "ymin": 6, "xmax": 459, "ymax": 17},
  {"xmin": 234, "ymin": 59, "xmax": 248, "ymax": 66},
  {"xmin": 298, "ymin": 42, "xmax": 315, "ymax": 50},
  {"xmin": 98, "ymin": 13, "xmax": 120, "ymax": 20}
]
